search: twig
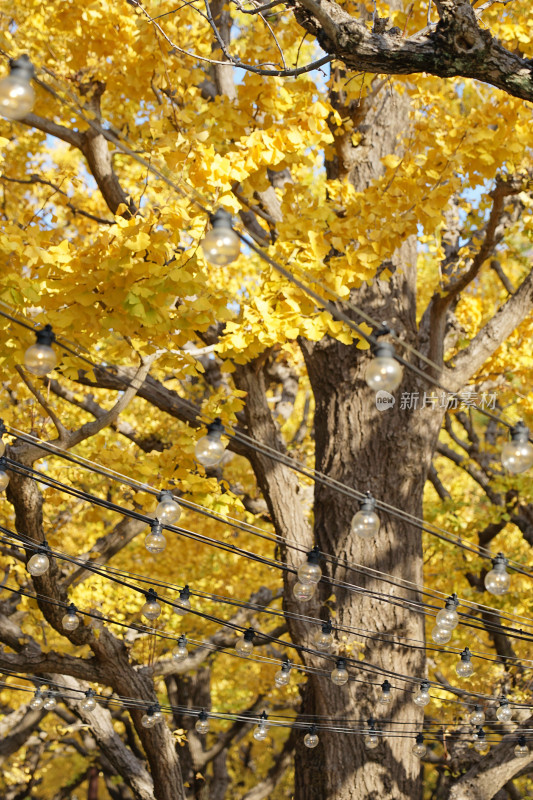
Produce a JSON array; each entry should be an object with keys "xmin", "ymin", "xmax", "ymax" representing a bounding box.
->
[{"xmin": 1, "ymin": 175, "xmax": 114, "ymax": 225}]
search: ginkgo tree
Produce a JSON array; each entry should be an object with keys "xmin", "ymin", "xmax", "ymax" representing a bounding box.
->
[{"xmin": 1, "ymin": 0, "xmax": 533, "ymax": 798}]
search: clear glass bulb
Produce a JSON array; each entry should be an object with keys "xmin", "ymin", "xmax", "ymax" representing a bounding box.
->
[
  {"xmin": 142, "ymin": 600, "xmax": 161, "ymax": 620},
  {"xmin": 0, "ymin": 469, "xmax": 9, "ymax": 491},
  {"xmin": 274, "ymin": 668, "xmax": 290, "ymax": 686},
  {"xmin": 195, "ymin": 435, "xmax": 225, "ymax": 467},
  {"xmin": 24, "ymin": 343, "xmax": 57, "ymax": 376},
  {"xmin": 364, "ymin": 734, "xmax": 379, "ymax": 750},
  {"xmin": 304, "ymin": 732, "xmax": 319, "ymax": 749},
  {"xmin": 501, "ymin": 440, "xmax": 533, "ymax": 474},
  {"xmin": 365, "ymin": 356, "xmax": 403, "ymax": 392},
  {"xmin": 431, "ymin": 625, "xmax": 452, "ymax": 644},
  {"xmin": 331, "ymin": 667, "xmax": 349, "ymax": 686},
  {"xmin": 515, "ymin": 743, "xmax": 529, "ymax": 758},
  {"xmin": 201, "ymin": 227, "xmax": 240, "ymax": 266},
  {"xmin": 469, "ymin": 708, "xmax": 485, "ymax": 726},
  {"xmin": 142, "ymin": 713, "xmax": 157, "ymax": 728},
  {"xmin": 253, "ymin": 723, "xmax": 269, "ymax": 741},
  {"xmin": 414, "ymin": 690, "xmax": 430, "ymax": 707},
  {"xmin": 435, "ymin": 608, "xmax": 459, "ymax": 629},
  {"xmin": 456, "ymin": 660, "xmax": 474, "ymax": 678},
  {"xmin": 0, "ymin": 73, "xmax": 35, "ymax": 120},
  {"xmin": 30, "ymin": 691, "xmax": 44, "ymax": 710},
  {"xmin": 195, "ymin": 717, "xmax": 210, "ymax": 734},
  {"xmin": 293, "ymin": 581, "xmax": 315, "ymax": 601},
  {"xmin": 172, "ymin": 644, "xmax": 188, "ymax": 662},
  {"xmin": 412, "ymin": 743, "xmax": 427, "ymax": 758},
  {"xmin": 43, "ymin": 694, "xmax": 57, "ymax": 711},
  {"xmin": 81, "ymin": 695, "xmax": 96, "ymax": 712},
  {"xmin": 297, "ymin": 560, "xmax": 322, "ymax": 585},
  {"xmin": 474, "ymin": 739, "xmax": 489, "ymax": 754},
  {"xmin": 27, "ymin": 552, "xmax": 50, "ymax": 576},
  {"xmin": 62, "ymin": 612, "xmax": 80, "ymax": 631},
  {"xmin": 155, "ymin": 495, "xmax": 181, "ymax": 523},
  {"xmin": 235, "ymin": 638, "xmax": 254, "ymax": 657},
  {"xmin": 351, "ymin": 510, "xmax": 380, "ymax": 539},
  {"xmin": 314, "ymin": 629, "xmax": 333, "ymax": 651},
  {"xmin": 174, "ymin": 597, "xmax": 191, "ymax": 616},
  {"xmin": 484, "ymin": 566, "xmax": 510, "ymax": 596},
  {"xmin": 144, "ymin": 531, "xmax": 167, "ymax": 553},
  {"xmin": 496, "ymin": 704, "xmax": 513, "ymax": 723},
  {"xmin": 379, "ymin": 688, "xmax": 392, "ymax": 705}
]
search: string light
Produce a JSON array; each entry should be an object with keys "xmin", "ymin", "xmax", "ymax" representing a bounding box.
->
[
  {"xmin": 496, "ymin": 696, "xmax": 513, "ymax": 723},
  {"xmin": 304, "ymin": 725, "xmax": 319, "ymax": 749},
  {"xmin": 43, "ymin": 691, "xmax": 57, "ymax": 711},
  {"xmin": 141, "ymin": 589, "xmax": 162, "ymax": 621},
  {"xmin": 351, "ymin": 493, "xmax": 380, "ymax": 540},
  {"xmin": 292, "ymin": 580, "xmax": 315, "ymax": 602},
  {"xmin": 379, "ymin": 680, "xmax": 392, "ymax": 705},
  {"xmin": 313, "ymin": 620, "xmax": 334, "ymax": 652},
  {"xmin": 62, "ymin": 603, "xmax": 80, "ymax": 631},
  {"xmin": 0, "ymin": 55, "xmax": 35, "ymax": 120},
  {"xmin": 435, "ymin": 594, "xmax": 459, "ymax": 630},
  {"xmin": 469, "ymin": 705, "xmax": 485, "ymax": 726},
  {"xmin": 485, "ymin": 553, "xmax": 511, "ymax": 596},
  {"xmin": 27, "ymin": 540, "xmax": 51, "ymax": 576},
  {"xmin": 81, "ymin": 689, "xmax": 97, "ymax": 712},
  {"xmin": 141, "ymin": 705, "xmax": 161, "ymax": 728},
  {"xmin": 297, "ymin": 546, "xmax": 322, "ymax": 585},
  {"xmin": 195, "ymin": 418, "xmax": 226, "ymax": 467},
  {"xmin": 501, "ymin": 421, "xmax": 533, "ymax": 474},
  {"xmin": 200, "ymin": 209, "xmax": 241, "ymax": 266},
  {"xmin": 235, "ymin": 627, "xmax": 255, "ymax": 657},
  {"xmin": 473, "ymin": 727, "xmax": 490, "ymax": 754},
  {"xmin": 154, "ymin": 490, "xmax": 181, "ymax": 524},
  {"xmin": 253, "ymin": 711, "xmax": 269, "ymax": 741},
  {"xmin": 412, "ymin": 733, "xmax": 426, "ymax": 758},
  {"xmin": 364, "ymin": 719, "xmax": 380, "ymax": 750},
  {"xmin": 174, "ymin": 585, "xmax": 191, "ymax": 616},
  {"xmin": 365, "ymin": 335, "xmax": 403, "ymax": 393},
  {"xmin": 430, "ymin": 626, "xmax": 452, "ymax": 644},
  {"xmin": 145, "ymin": 519, "xmax": 167, "ymax": 554},
  {"xmin": 172, "ymin": 634, "xmax": 188, "ymax": 662},
  {"xmin": 23, "ymin": 324, "xmax": 57, "ymax": 377},
  {"xmin": 456, "ymin": 647, "xmax": 474, "ymax": 678},
  {"xmin": 195, "ymin": 710, "xmax": 210, "ymax": 734},
  {"xmin": 274, "ymin": 659, "xmax": 291, "ymax": 687},
  {"xmin": 0, "ymin": 457, "xmax": 9, "ymax": 491},
  {"xmin": 514, "ymin": 735, "xmax": 529, "ymax": 758},
  {"xmin": 30, "ymin": 688, "xmax": 44, "ymax": 710},
  {"xmin": 331, "ymin": 658, "xmax": 349, "ymax": 686},
  {"xmin": 413, "ymin": 681, "xmax": 431, "ymax": 707}
]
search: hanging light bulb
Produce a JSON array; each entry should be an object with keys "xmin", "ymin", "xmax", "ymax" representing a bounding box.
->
[
  {"xmin": 514, "ymin": 735, "xmax": 529, "ymax": 759},
  {"xmin": 201, "ymin": 208, "xmax": 241, "ymax": 266},
  {"xmin": 24, "ymin": 324, "xmax": 57, "ymax": 377},
  {"xmin": 364, "ymin": 719, "xmax": 379, "ymax": 750},
  {"xmin": 456, "ymin": 647, "xmax": 474, "ymax": 678},
  {"xmin": 292, "ymin": 580, "xmax": 315, "ymax": 601},
  {"xmin": 297, "ymin": 546, "xmax": 322, "ymax": 585},
  {"xmin": 141, "ymin": 589, "xmax": 161, "ymax": 621},
  {"xmin": 412, "ymin": 733, "xmax": 427, "ymax": 758},
  {"xmin": 195, "ymin": 418, "xmax": 226, "ymax": 467},
  {"xmin": 253, "ymin": 712, "xmax": 269, "ymax": 741},
  {"xmin": 365, "ymin": 335, "xmax": 403, "ymax": 393},
  {"xmin": 496, "ymin": 696, "xmax": 513, "ymax": 723},
  {"xmin": 145, "ymin": 519, "xmax": 167, "ymax": 554},
  {"xmin": 473, "ymin": 727, "xmax": 490, "ymax": 754},
  {"xmin": 172, "ymin": 634, "xmax": 188, "ymax": 662},
  {"xmin": 501, "ymin": 421, "xmax": 533, "ymax": 474},
  {"xmin": 469, "ymin": 705, "xmax": 485, "ymax": 726},
  {"xmin": 331, "ymin": 657, "xmax": 349, "ymax": 686},
  {"xmin": 0, "ymin": 55, "xmax": 35, "ymax": 120},
  {"xmin": 81, "ymin": 689, "xmax": 97, "ymax": 712},
  {"xmin": 235, "ymin": 627, "xmax": 255, "ymax": 657},
  {"xmin": 351, "ymin": 493, "xmax": 380, "ymax": 539},
  {"xmin": 62, "ymin": 603, "xmax": 80, "ymax": 631},
  {"xmin": 413, "ymin": 680, "xmax": 431, "ymax": 707},
  {"xmin": 274, "ymin": 659, "xmax": 291, "ymax": 687},
  {"xmin": 304, "ymin": 725, "xmax": 319, "ymax": 749},
  {"xmin": 484, "ymin": 553, "xmax": 510, "ymax": 596},
  {"xmin": 154, "ymin": 490, "xmax": 181, "ymax": 524},
  {"xmin": 195, "ymin": 710, "xmax": 210, "ymax": 734},
  {"xmin": 379, "ymin": 680, "xmax": 392, "ymax": 705},
  {"xmin": 27, "ymin": 540, "xmax": 51, "ymax": 576},
  {"xmin": 313, "ymin": 620, "xmax": 334, "ymax": 652},
  {"xmin": 0, "ymin": 457, "xmax": 10, "ymax": 492},
  {"xmin": 174, "ymin": 585, "xmax": 191, "ymax": 616},
  {"xmin": 30, "ymin": 688, "xmax": 44, "ymax": 710},
  {"xmin": 141, "ymin": 706, "xmax": 159, "ymax": 728},
  {"xmin": 430, "ymin": 625, "xmax": 452, "ymax": 644},
  {"xmin": 0, "ymin": 419, "xmax": 6, "ymax": 458},
  {"xmin": 435, "ymin": 594, "xmax": 459, "ymax": 630},
  {"xmin": 43, "ymin": 691, "xmax": 57, "ymax": 711}
]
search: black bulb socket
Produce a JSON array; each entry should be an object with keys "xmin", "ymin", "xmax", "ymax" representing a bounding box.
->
[
  {"xmin": 34, "ymin": 324, "xmax": 55, "ymax": 346},
  {"xmin": 510, "ymin": 421, "xmax": 530, "ymax": 443},
  {"xmin": 9, "ymin": 54, "xmax": 35, "ymax": 81},
  {"xmin": 206, "ymin": 418, "xmax": 224, "ymax": 439},
  {"xmin": 209, "ymin": 208, "xmax": 233, "ymax": 229}
]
